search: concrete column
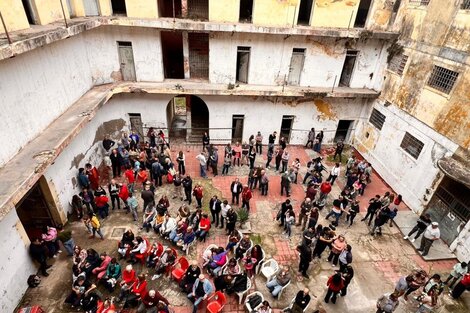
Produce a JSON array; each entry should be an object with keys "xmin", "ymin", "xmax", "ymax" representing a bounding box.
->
[
  {"xmin": 185, "ymin": 96, "xmax": 192, "ymax": 141},
  {"xmin": 181, "ymin": 0, "xmax": 188, "ymax": 18},
  {"xmin": 182, "ymin": 31, "xmax": 191, "ymax": 79}
]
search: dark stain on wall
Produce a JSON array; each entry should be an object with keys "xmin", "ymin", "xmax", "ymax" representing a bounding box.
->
[
  {"xmin": 92, "ymin": 119, "xmax": 127, "ymax": 146},
  {"xmin": 70, "ymin": 153, "xmax": 85, "ymax": 170}
]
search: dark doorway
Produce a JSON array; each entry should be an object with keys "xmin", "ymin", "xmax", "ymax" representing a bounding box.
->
[
  {"xmin": 280, "ymin": 116, "xmax": 294, "ymax": 143},
  {"xmin": 16, "ymin": 177, "xmax": 58, "ymax": 241},
  {"xmin": 232, "ymin": 115, "xmax": 244, "ymax": 143},
  {"xmin": 161, "ymin": 31, "xmax": 185, "ymax": 79},
  {"xmin": 129, "ymin": 113, "xmax": 144, "ymax": 141},
  {"xmin": 111, "ymin": 0, "xmax": 127, "ymax": 15},
  {"xmin": 22, "ymin": 0, "xmax": 36, "ymax": 24},
  {"xmin": 334, "ymin": 120, "xmax": 353, "ymax": 142},
  {"xmin": 236, "ymin": 47, "xmax": 251, "ymax": 83},
  {"xmin": 239, "ymin": 0, "xmax": 253, "ymax": 23},
  {"xmin": 188, "ymin": 33, "xmax": 209, "ymax": 79},
  {"xmin": 339, "ymin": 50, "xmax": 358, "ymax": 87},
  {"xmin": 188, "ymin": 0, "xmax": 209, "ymax": 20},
  {"xmin": 158, "ymin": 0, "xmax": 182, "ymax": 18},
  {"xmin": 297, "ymin": 0, "xmax": 313, "ymax": 25},
  {"xmin": 354, "ymin": 0, "xmax": 372, "ymax": 28}
]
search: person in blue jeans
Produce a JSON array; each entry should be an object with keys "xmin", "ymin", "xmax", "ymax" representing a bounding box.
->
[
  {"xmin": 266, "ymin": 266, "xmax": 291, "ymax": 297},
  {"xmin": 325, "ymin": 196, "xmax": 345, "ymax": 226},
  {"xmin": 188, "ymin": 274, "xmax": 213, "ymax": 313},
  {"xmin": 196, "ymin": 152, "xmax": 207, "ymax": 178}
]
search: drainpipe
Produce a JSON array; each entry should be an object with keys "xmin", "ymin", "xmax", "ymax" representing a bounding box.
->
[
  {"xmin": 0, "ymin": 10, "xmax": 12, "ymax": 44},
  {"xmin": 59, "ymin": 0, "xmax": 69, "ymax": 28}
]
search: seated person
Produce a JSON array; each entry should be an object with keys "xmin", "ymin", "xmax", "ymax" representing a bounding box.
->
[
  {"xmin": 195, "ymin": 214, "xmax": 211, "ymax": 242},
  {"xmin": 117, "ymin": 265, "xmax": 136, "ymax": 302},
  {"xmin": 160, "ymin": 214, "xmax": 177, "ymax": 239},
  {"xmin": 187, "ymin": 274, "xmax": 214, "ymax": 313},
  {"xmin": 214, "ymin": 274, "xmax": 233, "ymax": 292},
  {"xmin": 92, "ymin": 252, "xmax": 111, "ymax": 280},
  {"xmin": 177, "ymin": 226, "xmax": 196, "ymax": 251},
  {"xmin": 235, "ymin": 235, "xmax": 251, "ymax": 260},
  {"xmin": 137, "ymin": 289, "xmax": 170, "ymax": 313},
  {"xmin": 169, "ymin": 220, "xmax": 188, "ymax": 243},
  {"xmin": 152, "ymin": 248, "xmax": 176, "ymax": 280},
  {"xmin": 142, "ymin": 204, "xmax": 156, "ymax": 233},
  {"xmin": 152, "ymin": 213, "xmax": 165, "ymax": 234},
  {"xmin": 202, "ymin": 247, "xmax": 218, "ymax": 267},
  {"xmin": 118, "ymin": 229, "xmax": 135, "ymax": 259},
  {"xmin": 226, "ymin": 272, "xmax": 248, "ymax": 295},
  {"xmin": 257, "ymin": 301, "xmax": 272, "ymax": 313},
  {"xmin": 102, "ymin": 258, "xmax": 121, "ymax": 292},
  {"xmin": 180, "ymin": 261, "xmax": 201, "ymax": 293},
  {"xmin": 96, "ymin": 298, "xmax": 116, "ymax": 313},
  {"xmin": 129, "ymin": 236, "xmax": 147, "ymax": 264},
  {"xmin": 222, "ymin": 258, "xmax": 241, "ymax": 276},
  {"xmin": 291, "ymin": 288, "xmax": 311, "ymax": 313},
  {"xmin": 189, "ymin": 209, "xmax": 202, "ymax": 231},
  {"xmin": 266, "ymin": 266, "xmax": 291, "ymax": 297},
  {"xmin": 226, "ymin": 230, "xmax": 241, "ymax": 251},
  {"xmin": 146, "ymin": 243, "xmax": 161, "ymax": 268},
  {"xmin": 176, "ymin": 204, "xmax": 191, "ymax": 222},
  {"xmin": 207, "ymin": 247, "xmax": 228, "ymax": 276},
  {"xmin": 250, "ymin": 244, "xmax": 264, "ymax": 274},
  {"xmin": 64, "ymin": 275, "xmax": 97, "ymax": 308},
  {"xmin": 82, "ymin": 249, "xmax": 101, "ymax": 277},
  {"xmin": 122, "ymin": 274, "xmax": 148, "ymax": 308}
]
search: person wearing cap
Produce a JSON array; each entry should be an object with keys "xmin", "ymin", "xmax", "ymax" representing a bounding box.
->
[
  {"xmin": 188, "ymin": 274, "xmax": 214, "ymax": 313},
  {"xmin": 418, "ymin": 222, "xmax": 440, "ymax": 257}
]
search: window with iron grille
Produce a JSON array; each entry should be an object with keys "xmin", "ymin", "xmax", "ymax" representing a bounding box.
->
[
  {"xmin": 461, "ymin": 0, "xmax": 470, "ymax": 10},
  {"xmin": 400, "ymin": 132, "xmax": 424, "ymax": 159},
  {"xmin": 369, "ymin": 108, "xmax": 386, "ymax": 130},
  {"xmin": 388, "ymin": 54, "xmax": 408, "ymax": 76},
  {"xmin": 427, "ymin": 65, "xmax": 459, "ymax": 94},
  {"xmin": 409, "ymin": 0, "xmax": 430, "ymax": 5}
]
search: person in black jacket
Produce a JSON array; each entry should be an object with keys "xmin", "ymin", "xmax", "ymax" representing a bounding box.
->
[
  {"xmin": 108, "ymin": 179, "xmax": 120, "ymax": 210},
  {"xmin": 182, "ymin": 175, "xmax": 193, "ymax": 205},
  {"xmin": 109, "ymin": 149, "xmax": 122, "ymax": 177},
  {"xmin": 230, "ymin": 178, "xmax": 243, "ymax": 205},
  {"xmin": 297, "ymin": 244, "xmax": 312, "ymax": 279},
  {"xmin": 226, "ymin": 273, "xmax": 248, "ymax": 295},
  {"xmin": 360, "ymin": 195, "xmax": 381, "ymax": 226},
  {"xmin": 102, "ymin": 135, "xmax": 115, "ymax": 154},
  {"xmin": 277, "ymin": 199, "xmax": 293, "ymax": 227},
  {"xmin": 180, "ymin": 261, "xmax": 201, "ymax": 293},
  {"xmin": 225, "ymin": 208, "xmax": 238, "ymax": 235},
  {"xmin": 30, "ymin": 238, "xmax": 51, "ymax": 276},
  {"xmin": 209, "ymin": 195, "xmax": 222, "ymax": 227},
  {"xmin": 340, "ymin": 265, "xmax": 354, "ymax": 296},
  {"xmin": 292, "ymin": 288, "xmax": 311, "ymax": 313}
]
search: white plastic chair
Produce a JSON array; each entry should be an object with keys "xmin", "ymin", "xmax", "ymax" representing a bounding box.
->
[
  {"xmin": 221, "ymin": 260, "xmax": 242, "ymax": 276},
  {"xmin": 282, "ymin": 296, "xmax": 310, "ymax": 312},
  {"xmin": 184, "ymin": 239, "xmax": 196, "ymax": 255},
  {"xmin": 236, "ymin": 276, "xmax": 252, "ymax": 304},
  {"xmin": 244, "ymin": 291, "xmax": 264, "ymax": 312},
  {"xmin": 256, "ymin": 247, "xmax": 266, "ymax": 275},
  {"xmin": 277, "ymin": 279, "xmax": 291, "ymax": 299},
  {"xmin": 260, "ymin": 258, "xmax": 279, "ymax": 281},
  {"xmin": 202, "ymin": 244, "xmax": 218, "ymax": 266}
]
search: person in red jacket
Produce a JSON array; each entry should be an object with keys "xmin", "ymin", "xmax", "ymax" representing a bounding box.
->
[
  {"xmin": 451, "ymin": 272, "xmax": 470, "ymax": 299},
  {"xmin": 195, "ymin": 214, "xmax": 211, "ymax": 242},
  {"xmin": 118, "ymin": 265, "xmax": 137, "ymax": 302},
  {"xmin": 119, "ymin": 184, "xmax": 130, "ymax": 211},
  {"xmin": 192, "ymin": 183, "xmax": 204, "ymax": 208},
  {"xmin": 137, "ymin": 168, "xmax": 148, "ymax": 190},
  {"xmin": 95, "ymin": 194, "xmax": 109, "ymax": 219},
  {"xmin": 123, "ymin": 274, "xmax": 148, "ymax": 308},
  {"xmin": 241, "ymin": 185, "xmax": 253, "ymax": 212},
  {"xmin": 86, "ymin": 163, "xmax": 100, "ymax": 191},
  {"xmin": 324, "ymin": 272, "xmax": 344, "ymax": 304},
  {"xmin": 124, "ymin": 165, "xmax": 136, "ymax": 193},
  {"xmin": 96, "ymin": 298, "xmax": 116, "ymax": 313},
  {"xmin": 137, "ymin": 289, "xmax": 169, "ymax": 313},
  {"xmin": 319, "ymin": 181, "xmax": 332, "ymax": 200}
]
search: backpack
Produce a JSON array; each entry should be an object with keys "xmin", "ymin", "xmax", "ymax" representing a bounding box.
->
[
  {"xmin": 247, "ymin": 293, "xmax": 262, "ymax": 310},
  {"xmin": 27, "ymin": 274, "xmax": 41, "ymax": 288}
]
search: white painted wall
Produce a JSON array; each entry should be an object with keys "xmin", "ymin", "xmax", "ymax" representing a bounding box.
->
[
  {"xmin": 0, "ymin": 210, "xmax": 36, "ymax": 313},
  {"xmin": 450, "ymin": 220, "xmax": 470, "ymax": 261},
  {"xmin": 354, "ymin": 102, "xmax": 459, "ymax": 214}
]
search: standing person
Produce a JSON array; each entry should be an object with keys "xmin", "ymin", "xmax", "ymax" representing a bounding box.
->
[
  {"xmin": 124, "ymin": 165, "xmax": 136, "ymax": 193},
  {"xmin": 202, "ymin": 132, "xmax": 210, "ymax": 152},
  {"xmin": 376, "ymin": 293, "xmax": 399, "ymax": 313},
  {"xmin": 87, "ymin": 212, "xmax": 104, "ymax": 240},
  {"xmin": 346, "ymin": 199, "xmax": 360, "ymax": 226},
  {"xmin": 361, "ymin": 195, "xmax": 381, "ymax": 226},
  {"xmin": 266, "ymin": 146, "xmax": 274, "ymax": 169},
  {"xmin": 255, "ymin": 131, "xmax": 263, "ymax": 154},
  {"xmin": 102, "ymin": 135, "xmax": 115, "ymax": 154},
  {"xmin": 151, "ymin": 158, "xmax": 163, "ymax": 187},
  {"xmin": 297, "ymin": 197, "xmax": 312, "ymax": 231},
  {"xmin": 260, "ymin": 170, "xmax": 269, "ymax": 196},
  {"xmin": 340, "ymin": 265, "xmax": 354, "ymax": 297},
  {"xmin": 129, "ymin": 131, "xmax": 139, "ymax": 150},
  {"xmin": 225, "ymin": 207, "xmax": 238, "ymax": 235},
  {"xmin": 57, "ymin": 224, "xmax": 75, "ymax": 257},
  {"xmin": 297, "ymin": 243, "xmax": 312, "ymax": 279},
  {"xmin": 248, "ymin": 148, "xmax": 256, "ymax": 169},
  {"xmin": 444, "ymin": 261, "xmax": 468, "ymax": 288},
  {"xmin": 173, "ymin": 172, "xmax": 184, "ymax": 201},
  {"xmin": 404, "ymin": 213, "xmax": 432, "ymax": 242},
  {"xmin": 230, "ymin": 178, "xmax": 243, "ymax": 205},
  {"xmin": 404, "ymin": 270, "xmax": 428, "ymax": 301},
  {"xmin": 450, "ymin": 272, "xmax": 470, "ymax": 299},
  {"xmin": 177, "ymin": 151, "xmax": 186, "ymax": 175},
  {"xmin": 30, "ymin": 238, "xmax": 51, "ymax": 276},
  {"xmin": 241, "ymin": 185, "xmax": 253, "ymax": 212},
  {"xmin": 110, "ymin": 149, "xmax": 122, "ymax": 177},
  {"xmin": 85, "ymin": 163, "xmax": 100, "ymax": 191},
  {"xmin": 220, "ymin": 200, "xmax": 230, "ymax": 229},
  {"xmin": 187, "ymin": 274, "xmax": 214, "ymax": 313},
  {"xmin": 268, "ymin": 131, "xmax": 277, "ymax": 151},
  {"xmin": 324, "ymin": 273, "xmax": 344, "ymax": 304},
  {"xmin": 333, "ymin": 139, "xmax": 344, "ymax": 162},
  {"xmin": 326, "ymin": 163, "xmax": 341, "ymax": 185},
  {"xmin": 195, "ymin": 152, "xmax": 207, "ymax": 178},
  {"xmin": 284, "ymin": 210, "xmax": 295, "ymax": 239},
  {"xmin": 80, "ymin": 188, "xmax": 95, "ymax": 214},
  {"xmin": 280, "ymin": 170, "xmax": 294, "ymax": 197},
  {"xmin": 277, "ymin": 199, "xmax": 292, "ymax": 227},
  {"xmin": 192, "ymin": 183, "xmax": 204, "ymax": 209},
  {"xmin": 306, "ymin": 128, "xmax": 315, "ymax": 148},
  {"xmin": 95, "ymin": 192, "xmax": 109, "ymax": 219},
  {"xmin": 209, "ymin": 195, "xmax": 222, "ymax": 228},
  {"xmin": 222, "ymin": 153, "xmax": 231, "ymax": 175},
  {"xmin": 241, "ymin": 141, "xmax": 250, "ymax": 166},
  {"xmin": 141, "ymin": 183, "xmax": 154, "ymax": 213},
  {"xmin": 281, "ymin": 150, "xmax": 290, "ymax": 173},
  {"xmin": 291, "ymin": 158, "xmax": 301, "ymax": 184},
  {"xmin": 275, "ymin": 147, "xmax": 283, "ymax": 172},
  {"xmin": 127, "ymin": 193, "xmax": 139, "ymax": 222},
  {"xmin": 338, "ymin": 245, "xmax": 353, "ymax": 272},
  {"xmin": 417, "ymin": 222, "xmax": 440, "ymax": 256},
  {"xmin": 182, "ymin": 175, "xmax": 193, "ymax": 205},
  {"xmin": 328, "ymin": 235, "xmax": 347, "ymax": 267},
  {"xmin": 313, "ymin": 131, "xmax": 324, "ymax": 153},
  {"xmin": 232, "ymin": 142, "xmax": 242, "ymax": 166},
  {"xmin": 78, "ymin": 168, "xmax": 90, "ymax": 189},
  {"xmin": 210, "ymin": 148, "xmax": 219, "ymax": 176}
]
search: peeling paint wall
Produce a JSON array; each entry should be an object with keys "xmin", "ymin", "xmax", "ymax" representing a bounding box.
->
[
  {"xmin": 209, "ymin": 32, "xmax": 387, "ymax": 88},
  {"xmin": 125, "ymin": 0, "xmax": 158, "ymax": 18},
  {"xmin": 0, "ymin": 0, "xmax": 30, "ymax": 34}
]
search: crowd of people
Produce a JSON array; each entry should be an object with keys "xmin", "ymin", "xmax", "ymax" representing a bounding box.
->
[{"xmin": 27, "ymin": 127, "xmax": 470, "ymax": 313}]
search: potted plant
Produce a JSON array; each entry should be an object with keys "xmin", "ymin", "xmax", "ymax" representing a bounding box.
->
[{"xmin": 237, "ymin": 207, "xmax": 249, "ymax": 229}]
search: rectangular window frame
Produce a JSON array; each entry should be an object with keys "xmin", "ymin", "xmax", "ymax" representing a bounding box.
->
[
  {"xmin": 426, "ymin": 65, "xmax": 459, "ymax": 95},
  {"xmin": 461, "ymin": 0, "xmax": 470, "ymax": 10},
  {"xmin": 409, "ymin": 0, "xmax": 431, "ymax": 6},
  {"xmin": 400, "ymin": 132, "xmax": 424, "ymax": 160},
  {"xmin": 388, "ymin": 53, "xmax": 408, "ymax": 76},
  {"xmin": 368, "ymin": 108, "xmax": 386, "ymax": 131}
]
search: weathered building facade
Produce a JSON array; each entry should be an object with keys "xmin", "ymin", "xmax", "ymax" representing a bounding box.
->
[{"xmin": 0, "ymin": 0, "xmax": 468, "ymax": 311}]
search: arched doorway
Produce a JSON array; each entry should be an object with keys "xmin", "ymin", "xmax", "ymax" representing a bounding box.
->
[{"xmin": 166, "ymin": 95, "xmax": 209, "ymax": 143}]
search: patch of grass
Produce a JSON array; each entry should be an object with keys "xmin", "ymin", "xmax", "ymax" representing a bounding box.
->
[
  {"xmin": 325, "ymin": 146, "xmax": 352, "ymax": 166},
  {"xmin": 194, "ymin": 178, "xmax": 223, "ymax": 213},
  {"xmin": 251, "ymin": 233, "xmax": 263, "ymax": 246}
]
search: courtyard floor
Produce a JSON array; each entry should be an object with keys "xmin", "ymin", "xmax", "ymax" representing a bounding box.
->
[{"xmin": 18, "ymin": 144, "xmax": 470, "ymax": 313}]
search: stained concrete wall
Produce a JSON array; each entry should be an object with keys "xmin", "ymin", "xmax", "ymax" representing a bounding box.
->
[
  {"xmin": 354, "ymin": 101, "xmax": 459, "ymax": 214},
  {"xmin": 0, "ymin": 209, "xmax": 36, "ymax": 313},
  {"xmin": 209, "ymin": 32, "xmax": 387, "ymax": 89}
]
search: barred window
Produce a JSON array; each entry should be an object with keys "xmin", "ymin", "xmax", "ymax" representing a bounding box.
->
[
  {"xmin": 369, "ymin": 108, "xmax": 386, "ymax": 130},
  {"xmin": 409, "ymin": 0, "xmax": 430, "ymax": 5},
  {"xmin": 400, "ymin": 132, "xmax": 424, "ymax": 159},
  {"xmin": 462, "ymin": 0, "xmax": 470, "ymax": 10},
  {"xmin": 388, "ymin": 54, "xmax": 408, "ymax": 76},
  {"xmin": 427, "ymin": 65, "xmax": 459, "ymax": 94}
]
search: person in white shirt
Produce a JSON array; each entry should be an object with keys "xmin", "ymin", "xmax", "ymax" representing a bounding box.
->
[
  {"xmin": 417, "ymin": 222, "xmax": 440, "ymax": 257},
  {"xmin": 220, "ymin": 200, "xmax": 230, "ymax": 229},
  {"xmin": 195, "ymin": 152, "xmax": 207, "ymax": 178},
  {"xmin": 327, "ymin": 163, "xmax": 341, "ymax": 185}
]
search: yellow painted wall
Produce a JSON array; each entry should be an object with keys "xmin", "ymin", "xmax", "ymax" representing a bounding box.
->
[
  {"xmin": 253, "ymin": 0, "xmax": 299, "ymax": 26},
  {"xmin": 209, "ymin": 0, "xmax": 240, "ymax": 22},
  {"xmin": 31, "ymin": 0, "xmax": 70, "ymax": 25},
  {"xmin": 98, "ymin": 0, "xmax": 112, "ymax": 16},
  {"xmin": 71, "ymin": 0, "xmax": 86, "ymax": 17},
  {"xmin": 0, "ymin": 0, "xmax": 30, "ymax": 34},
  {"xmin": 311, "ymin": 0, "xmax": 359, "ymax": 28},
  {"xmin": 125, "ymin": 0, "xmax": 157, "ymax": 18}
]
